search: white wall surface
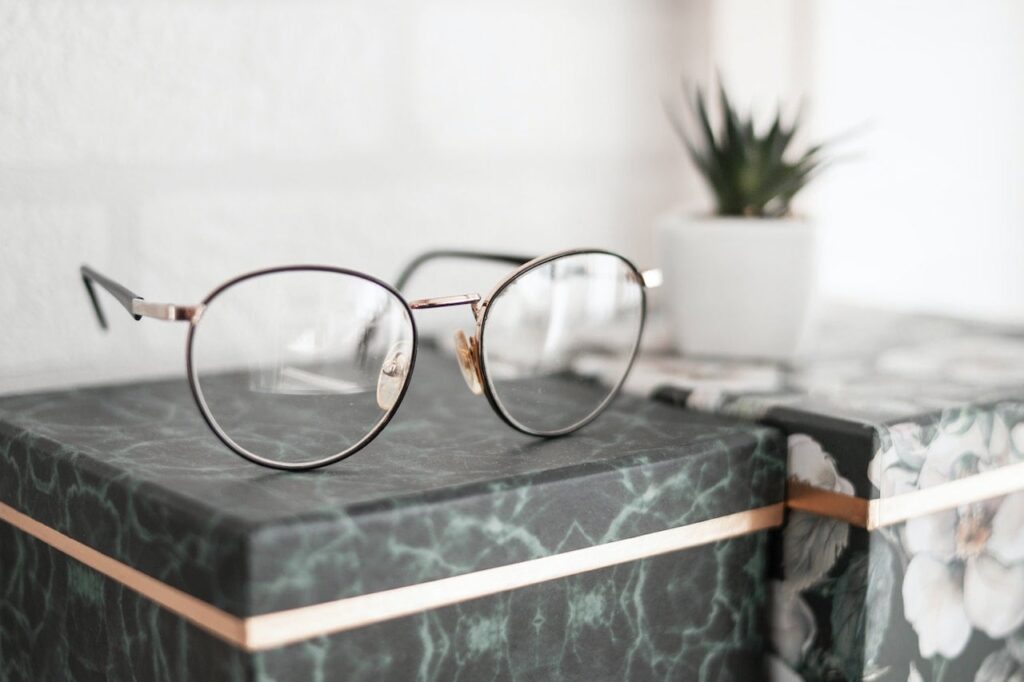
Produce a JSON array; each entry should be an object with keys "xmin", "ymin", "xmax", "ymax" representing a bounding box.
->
[
  {"xmin": 0, "ymin": 0, "xmax": 709, "ymax": 393},
  {"xmin": 712, "ymin": 0, "xmax": 1024, "ymax": 322},
  {"xmin": 805, "ymin": 0, "xmax": 1024, "ymax": 322},
  {"xmin": 4, "ymin": 1, "xmax": 1024, "ymax": 395}
]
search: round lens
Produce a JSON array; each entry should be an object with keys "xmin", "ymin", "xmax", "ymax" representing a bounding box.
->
[
  {"xmin": 479, "ymin": 251, "xmax": 644, "ymax": 435},
  {"xmin": 188, "ymin": 268, "xmax": 415, "ymax": 468}
]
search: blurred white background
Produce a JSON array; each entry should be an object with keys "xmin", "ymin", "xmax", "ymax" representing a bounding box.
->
[{"xmin": 2, "ymin": 0, "xmax": 1023, "ymax": 393}]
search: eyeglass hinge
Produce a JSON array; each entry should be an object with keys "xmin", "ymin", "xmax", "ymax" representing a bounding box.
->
[
  {"xmin": 641, "ymin": 269, "xmax": 663, "ymax": 289},
  {"xmin": 131, "ymin": 299, "xmax": 205, "ymax": 322}
]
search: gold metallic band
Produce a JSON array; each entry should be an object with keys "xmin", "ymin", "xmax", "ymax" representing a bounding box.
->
[
  {"xmin": 870, "ymin": 460, "xmax": 1024, "ymax": 529},
  {"xmin": 0, "ymin": 501, "xmax": 247, "ymax": 647},
  {"xmin": 0, "ymin": 501, "xmax": 784, "ymax": 652},
  {"xmin": 786, "ymin": 480, "xmax": 869, "ymax": 527},
  {"xmin": 787, "ymin": 459, "xmax": 1024, "ymax": 530}
]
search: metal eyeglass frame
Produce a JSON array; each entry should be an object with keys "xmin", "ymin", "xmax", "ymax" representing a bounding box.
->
[{"xmin": 80, "ymin": 248, "xmax": 661, "ymax": 471}]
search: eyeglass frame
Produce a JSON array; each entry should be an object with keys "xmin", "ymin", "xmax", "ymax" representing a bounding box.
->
[{"xmin": 80, "ymin": 248, "xmax": 660, "ymax": 471}]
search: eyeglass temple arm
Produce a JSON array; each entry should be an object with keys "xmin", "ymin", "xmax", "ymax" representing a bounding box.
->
[
  {"xmin": 80, "ymin": 265, "xmax": 198, "ymax": 329},
  {"xmin": 393, "ymin": 250, "xmax": 535, "ymax": 292},
  {"xmin": 80, "ymin": 265, "xmax": 143, "ymax": 329}
]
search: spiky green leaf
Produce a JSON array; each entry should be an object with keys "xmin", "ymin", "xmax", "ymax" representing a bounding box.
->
[{"xmin": 668, "ymin": 80, "xmax": 847, "ymax": 217}]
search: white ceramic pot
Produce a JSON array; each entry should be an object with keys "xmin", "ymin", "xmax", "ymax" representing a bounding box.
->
[{"xmin": 655, "ymin": 211, "xmax": 816, "ymax": 360}]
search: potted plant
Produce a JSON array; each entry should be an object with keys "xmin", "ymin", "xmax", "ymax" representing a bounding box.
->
[{"xmin": 657, "ymin": 81, "xmax": 835, "ymax": 360}]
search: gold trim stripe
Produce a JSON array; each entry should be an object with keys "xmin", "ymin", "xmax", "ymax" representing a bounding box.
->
[
  {"xmin": 0, "ymin": 501, "xmax": 247, "ymax": 647},
  {"xmin": 786, "ymin": 480, "xmax": 869, "ymax": 528},
  {"xmin": 786, "ymin": 460, "xmax": 1024, "ymax": 530},
  {"xmin": 0, "ymin": 500, "xmax": 784, "ymax": 652},
  {"xmin": 870, "ymin": 460, "xmax": 1024, "ymax": 529}
]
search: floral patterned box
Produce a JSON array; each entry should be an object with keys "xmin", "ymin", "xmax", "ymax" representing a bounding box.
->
[
  {"xmin": 0, "ymin": 347, "xmax": 785, "ymax": 681},
  {"xmin": 627, "ymin": 307, "xmax": 1024, "ymax": 681}
]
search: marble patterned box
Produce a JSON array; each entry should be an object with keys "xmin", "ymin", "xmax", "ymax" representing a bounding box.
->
[
  {"xmin": 625, "ymin": 307, "xmax": 1024, "ymax": 682},
  {"xmin": 0, "ymin": 347, "xmax": 785, "ymax": 682}
]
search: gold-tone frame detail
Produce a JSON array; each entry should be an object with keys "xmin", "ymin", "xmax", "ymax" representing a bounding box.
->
[
  {"xmin": 0, "ymin": 501, "xmax": 783, "ymax": 652},
  {"xmin": 408, "ymin": 293, "xmax": 481, "ymax": 310},
  {"xmin": 131, "ymin": 299, "xmax": 203, "ymax": 322}
]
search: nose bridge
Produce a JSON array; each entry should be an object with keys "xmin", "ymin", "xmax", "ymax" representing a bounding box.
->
[
  {"xmin": 406, "ymin": 292, "xmax": 485, "ymax": 395},
  {"xmin": 408, "ymin": 293, "xmax": 481, "ymax": 313}
]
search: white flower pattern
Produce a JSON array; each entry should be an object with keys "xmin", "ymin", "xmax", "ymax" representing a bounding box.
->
[
  {"xmin": 872, "ymin": 409, "xmax": 1024, "ymax": 659},
  {"xmin": 768, "ymin": 580, "xmax": 816, "ymax": 682}
]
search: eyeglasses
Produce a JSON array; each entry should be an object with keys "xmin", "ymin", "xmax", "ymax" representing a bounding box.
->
[{"xmin": 80, "ymin": 249, "xmax": 658, "ymax": 470}]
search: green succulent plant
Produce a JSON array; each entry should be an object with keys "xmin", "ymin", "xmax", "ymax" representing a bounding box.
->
[{"xmin": 668, "ymin": 81, "xmax": 833, "ymax": 218}]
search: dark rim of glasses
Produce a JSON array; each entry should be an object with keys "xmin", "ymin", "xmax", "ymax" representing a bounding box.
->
[
  {"xmin": 475, "ymin": 249, "xmax": 647, "ymax": 437},
  {"xmin": 185, "ymin": 265, "xmax": 419, "ymax": 471}
]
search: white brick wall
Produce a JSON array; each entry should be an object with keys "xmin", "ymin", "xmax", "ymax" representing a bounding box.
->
[{"xmin": 0, "ymin": 0, "xmax": 710, "ymax": 393}]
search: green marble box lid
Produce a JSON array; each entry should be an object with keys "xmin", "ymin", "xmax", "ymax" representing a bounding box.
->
[{"xmin": 0, "ymin": 347, "xmax": 785, "ymax": 642}]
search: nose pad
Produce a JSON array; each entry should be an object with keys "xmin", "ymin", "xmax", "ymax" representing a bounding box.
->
[
  {"xmin": 376, "ymin": 341, "xmax": 412, "ymax": 410},
  {"xmin": 453, "ymin": 330, "xmax": 484, "ymax": 396}
]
